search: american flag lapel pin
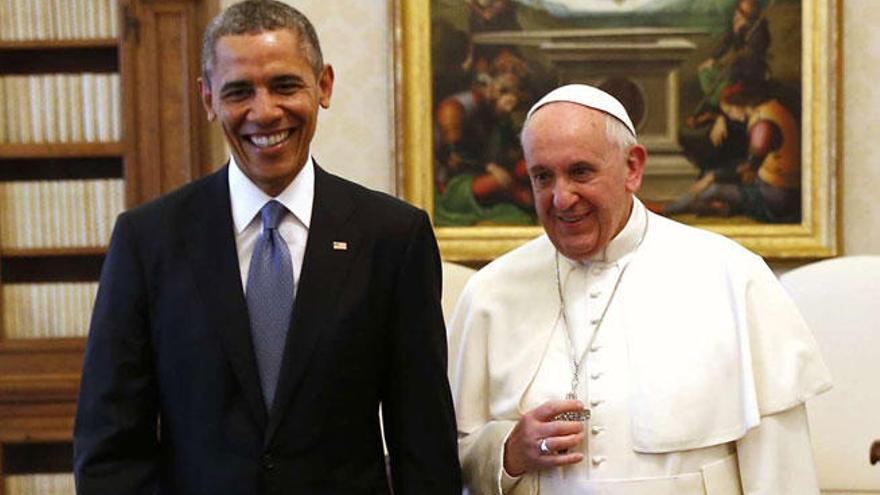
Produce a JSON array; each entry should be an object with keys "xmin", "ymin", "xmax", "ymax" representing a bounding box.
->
[{"xmin": 332, "ymin": 241, "xmax": 348, "ymax": 251}]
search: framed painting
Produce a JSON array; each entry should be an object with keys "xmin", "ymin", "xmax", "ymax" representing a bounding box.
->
[{"xmin": 394, "ymin": 0, "xmax": 840, "ymax": 262}]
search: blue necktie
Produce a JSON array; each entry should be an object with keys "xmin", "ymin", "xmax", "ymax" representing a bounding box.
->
[{"xmin": 246, "ymin": 200, "xmax": 294, "ymax": 412}]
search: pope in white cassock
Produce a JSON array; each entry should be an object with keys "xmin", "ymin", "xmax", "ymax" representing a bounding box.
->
[{"xmin": 447, "ymin": 84, "xmax": 832, "ymax": 494}]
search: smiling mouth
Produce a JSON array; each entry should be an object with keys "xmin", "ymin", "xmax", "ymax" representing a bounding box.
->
[
  {"xmin": 557, "ymin": 211, "xmax": 591, "ymax": 224},
  {"xmin": 247, "ymin": 129, "xmax": 292, "ymax": 149}
]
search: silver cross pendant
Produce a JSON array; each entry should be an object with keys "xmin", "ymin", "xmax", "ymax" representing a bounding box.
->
[{"xmin": 553, "ymin": 392, "xmax": 591, "ymax": 421}]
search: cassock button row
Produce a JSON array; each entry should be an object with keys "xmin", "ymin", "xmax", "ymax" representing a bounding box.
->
[
  {"xmin": 591, "ymin": 456, "xmax": 607, "ymax": 466},
  {"xmin": 590, "ymin": 398, "xmax": 604, "ymax": 407},
  {"xmin": 591, "ymin": 425, "xmax": 605, "ymax": 435}
]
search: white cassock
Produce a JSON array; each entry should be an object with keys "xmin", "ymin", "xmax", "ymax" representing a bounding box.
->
[{"xmin": 448, "ymin": 199, "xmax": 832, "ymax": 495}]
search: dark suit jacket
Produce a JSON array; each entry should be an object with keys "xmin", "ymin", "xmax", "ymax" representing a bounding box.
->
[{"xmin": 73, "ymin": 165, "xmax": 462, "ymax": 494}]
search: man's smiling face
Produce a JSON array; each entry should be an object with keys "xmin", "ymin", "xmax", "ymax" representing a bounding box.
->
[
  {"xmin": 200, "ymin": 29, "xmax": 333, "ymax": 196},
  {"xmin": 523, "ymin": 102, "xmax": 644, "ymax": 261}
]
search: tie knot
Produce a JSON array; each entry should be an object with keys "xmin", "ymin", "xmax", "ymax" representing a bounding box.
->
[{"xmin": 260, "ymin": 200, "xmax": 287, "ymax": 231}]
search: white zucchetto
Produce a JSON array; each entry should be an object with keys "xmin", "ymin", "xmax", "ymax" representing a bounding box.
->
[{"xmin": 526, "ymin": 84, "xmax": 637, "ymax": 138}]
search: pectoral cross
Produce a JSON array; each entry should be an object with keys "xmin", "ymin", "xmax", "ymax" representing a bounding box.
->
[{"xmin": 553, "ymin": 392, "xmax": 592, "ymax": 422}]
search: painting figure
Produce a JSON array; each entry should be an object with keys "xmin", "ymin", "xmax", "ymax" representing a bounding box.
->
[
  {"xmin": 463, "ymin": 0, "xmax": 522, "ymax": 75},
  {"xmin": 433, "ymin": 0, "xmax": 541, "ymax": 226},
  {"xmin": 679, "ymin": 0, "xmax": 770, "ymax": 181},
  {"xmin": 434, "ymin": 66, "xmax": 535, "ymax": 226},
  {"xmin": 705, "ymin": 0, "xmax": 771, "ymax": 95},
  {"xmin": 664, "ymin": 82, "xmax": 801, "ymax": 222}
]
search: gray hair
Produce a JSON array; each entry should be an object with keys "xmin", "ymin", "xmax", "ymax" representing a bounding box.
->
[
  {"xmin": 201, "ymin": 0, "xmax": 324, "ymax": 82},
  {"xmin": 521, "ymin": 108, "xmax": 637, "ymax": 157},
  {"xmin": 604, "ymin": 113, "xmax": 637, "ymax": 155}
]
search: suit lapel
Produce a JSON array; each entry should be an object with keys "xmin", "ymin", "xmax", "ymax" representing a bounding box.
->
[
  {"xmin": 265, "ymin": 164, "xmax": 360, "ymax": 442},
  {"xmin": 184, "ymin": 166, "xmax": 268, "ymax": 430}
]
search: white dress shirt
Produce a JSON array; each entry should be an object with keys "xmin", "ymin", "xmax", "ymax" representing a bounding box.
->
[{"xmin": 228, "ymin": 155, "xmax": 313, "ymax": 296}]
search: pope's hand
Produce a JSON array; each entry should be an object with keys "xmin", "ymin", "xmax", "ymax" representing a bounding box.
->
[{"xmin": 503, "ymin": 400, "xmax": 586, "ymax": 477}]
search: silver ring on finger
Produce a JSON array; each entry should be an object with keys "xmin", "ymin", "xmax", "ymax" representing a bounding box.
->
[{"xmin": 539, "ymin": 438, "xmax": 552, "ymax": 456}]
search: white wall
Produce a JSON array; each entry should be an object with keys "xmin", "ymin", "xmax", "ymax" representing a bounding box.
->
[{"xmin": 841, "ymin": 0, "xmax": 880, "ymax": 255}]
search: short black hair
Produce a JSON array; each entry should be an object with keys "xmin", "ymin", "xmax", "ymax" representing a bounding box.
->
[{"xmin": 201, "ymin": 0, "xmax": 324, "ymax": 82}]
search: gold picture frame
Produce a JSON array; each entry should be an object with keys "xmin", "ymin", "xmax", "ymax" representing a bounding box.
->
[{"xmin": 394, "ymin": 0, "xmax": 840, "ymax": 262}]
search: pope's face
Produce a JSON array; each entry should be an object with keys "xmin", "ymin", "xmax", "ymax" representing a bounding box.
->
[
  {"xmin": 522, "ymin": 103, "xmax": 645, "ymax": 261},
  {"xmin": 200, "ymin": 29, "xmax": 333, "ymax": 196}
]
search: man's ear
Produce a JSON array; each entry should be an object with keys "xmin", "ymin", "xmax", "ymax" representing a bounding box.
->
[
  {"xmin": 318, "ymin": 64, "xmax": 335, "ymax": 109},
  {"xmin": 198, "ymin": 77, "xmax": 216, "ymax": 121},
  {"xmin": 624, "ymin": 144, "xmax": 647, "ymax": 193}
]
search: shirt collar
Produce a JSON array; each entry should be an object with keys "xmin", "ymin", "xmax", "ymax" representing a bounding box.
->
[
  {"xmin": 559, "ymin": 196, "xmax": 647, "ymax": 268},
  {"xmin": 228, "ymin": 154, "xmax": 315, "ymax": 234}
]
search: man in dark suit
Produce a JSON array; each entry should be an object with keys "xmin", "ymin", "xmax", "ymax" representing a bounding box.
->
[{"xmin": 73, "ymin": 1, "xmax": 462, "ymax": 493}]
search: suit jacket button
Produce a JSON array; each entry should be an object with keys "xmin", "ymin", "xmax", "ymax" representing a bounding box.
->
[{"xmin": 261, "ymin": 453, "xmax": 276, "ymax": 470}]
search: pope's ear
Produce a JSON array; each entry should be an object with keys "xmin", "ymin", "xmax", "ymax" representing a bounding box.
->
[
  {"xmin": 624, "ymin": 144, "xmax": 647, "ymax": 193},
  {"xmin": 198, "ymin": 77, "xmax": 216, "ymax": 121}
]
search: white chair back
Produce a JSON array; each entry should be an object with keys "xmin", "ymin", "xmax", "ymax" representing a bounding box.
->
[
  {"xmin": 441, "ymin": 261, "xmax": 476, "ymax": 322},
  {"xmin": 780, "ymin": 256, "xmax": 880, "ymax": 493}
]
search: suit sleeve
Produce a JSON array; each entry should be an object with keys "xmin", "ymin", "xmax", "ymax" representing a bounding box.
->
[
  {"xmin": 73, "ymin": 213, "xmax": 159, "ymax": 494},
  {"xmin": 381, "ymin": 211, "xmax": 463, "ymax": 494}
]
